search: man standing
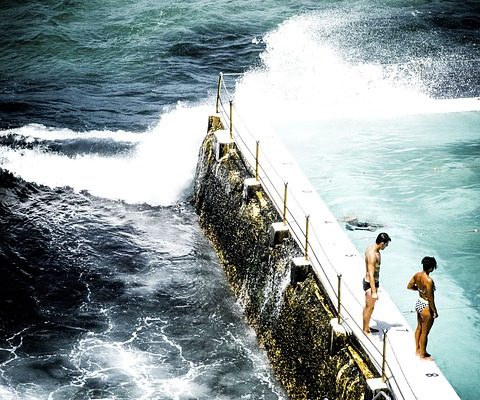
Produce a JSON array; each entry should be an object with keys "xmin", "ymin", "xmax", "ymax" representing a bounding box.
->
[{"xmin": 362, "ymin": 232, "xmax": 391, "ymax": 334}]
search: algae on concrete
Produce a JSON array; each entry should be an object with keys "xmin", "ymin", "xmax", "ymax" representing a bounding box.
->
[{"xmin": 193, "ymin": 127, "xmax": 375, "ymax": 400}]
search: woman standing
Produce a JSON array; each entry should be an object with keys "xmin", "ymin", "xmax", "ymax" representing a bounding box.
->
[{"xmin": 407, "ymin": 256, "xmax": 439, "ymax": 360}]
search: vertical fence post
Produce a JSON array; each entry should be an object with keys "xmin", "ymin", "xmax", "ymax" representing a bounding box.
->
[
  {"xmin": 337, "ymin": 274, "xmax": 342, "ymax": 324},
  {"xmin": 382, "ymin": 329, "xmax": 388, "ymax": 382},
  {"xmin": 229, "ymin": 100, "xmax": 233, "ymax": 140},
  {"xmin": 305, "ymin": 215, "xmax": 310, "ymax": 260},
  {"xmin": 255, "ymin": 141, "xmax": 259, "ymax": 181},
  {"xmin": 215, "ymin": 73, "xmax": 223, "ymax": 114},
  {"xmin": 283, "ymin": 182, "xmax": 288, "ymax": 224}
]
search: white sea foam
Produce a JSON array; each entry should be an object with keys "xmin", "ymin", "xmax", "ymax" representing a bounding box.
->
[
  {"xmin": 0, "ymin": 387, "xmax": 18, "ymax": 400},
  {"xmin": 2, "ymin": 14, "xmax": 478, "ymax": 208},
  {"xmin": 0, "ymin": 124, "xmax": 143, "ymax": 143},
  {"xmin": 233, "ymin": 13, "xmax": 480, "ymax": 126},
  {"xmin": 0, "ymin": 102, "xmax": 211, "ymax": 206}
]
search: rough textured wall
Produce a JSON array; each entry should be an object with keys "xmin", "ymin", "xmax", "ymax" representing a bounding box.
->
[{"xmin": 192, "ymin": 127, "xmax": 374, "ymax": 400}]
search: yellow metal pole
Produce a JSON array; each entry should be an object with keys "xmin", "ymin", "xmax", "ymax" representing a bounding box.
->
[
  {"xmin": 215, "ymin": 73, "xmax": 223, "ymax": 114},
  {"xmin": 283, "ymin": 182, "xmax": 288, "ymax": 224},
  {"xmin": 229, "ymin": 100, "xmax": 233, "ymax": 140},
  {"xmin": 255, "ymin": 141, "xmax": 259, "ymax": 181},
  {"xmin": 305, "ymin": 215, "xmax": 310, "ymax": 260},
  {"xmin": 382, "ymin": 329, "xmax": 388, "ymax": 382},
  {"xmin": 337, "ymin": 274, "xmax": 342, "ymax": 324}
]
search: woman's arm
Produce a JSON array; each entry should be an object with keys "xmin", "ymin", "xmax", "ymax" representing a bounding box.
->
[
  {"xmin": 425, "ymin": 278, "xmax": 438, "ymax": 318},
  {"xmin": 407, "ymin": 274, "xmax": 418, "ymax": 291}
]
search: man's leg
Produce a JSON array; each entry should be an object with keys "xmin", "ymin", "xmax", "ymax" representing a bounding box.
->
[{"xmin": 363, "ymin": 290, "xmax": 375, "ymax": 333}]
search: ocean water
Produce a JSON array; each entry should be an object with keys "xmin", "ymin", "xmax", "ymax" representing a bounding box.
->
[{"xmin": 1, "ymin": 1, "xmax": 479, "ymax": 399}]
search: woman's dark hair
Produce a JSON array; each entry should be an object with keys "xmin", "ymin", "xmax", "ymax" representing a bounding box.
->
[
  {"xmin": 422, "ymin": 256, "xmax": 437, "ymax": 272},
  {"xmin": 376, "ymin": 232, "xmax": 391, "ymax": 245}
]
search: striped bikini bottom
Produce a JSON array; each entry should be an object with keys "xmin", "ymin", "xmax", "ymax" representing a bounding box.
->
[{"xmin": 415, "ymin": 297, "xmax": 429, "ymax": 314}]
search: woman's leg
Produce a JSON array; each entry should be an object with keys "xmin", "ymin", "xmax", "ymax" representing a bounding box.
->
[
  {"xmin": 415, "ymin": 312, "xmax": 422, "ymax": 355},
  {"xmin": 419, "ymin": 309, "xmax": 433, "ymax": 359},
  {"xmin": 424, "ymin": 311, "xmax": 435, "ymax": 356}
]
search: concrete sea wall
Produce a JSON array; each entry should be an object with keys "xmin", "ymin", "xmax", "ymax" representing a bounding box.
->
[{"xmin": 192, "ymin": 120, "xmax": 375, "ymax": 400}]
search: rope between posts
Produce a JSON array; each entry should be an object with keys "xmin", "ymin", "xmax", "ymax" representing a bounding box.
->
[
  {"xmin": 218, "ymin": 70, "xmax": 377, "ymax": 320},
  {"xmin": 217, "ymin": 78, "xmax": 308, "ymax": 204},
  {"xmin": 216, "ymin": 70, "xmax": 384, "ymax": 338},
  {"xmin": 219, "ymin": 90, "xmax": 309, "ymax": 229},
  {"xmin": 214, "ymin": 72, "xmax": 413, "ymax": 398},
  {"xmin": 229, "ymin": 100, "xmax": 301, "ymax": 196}
]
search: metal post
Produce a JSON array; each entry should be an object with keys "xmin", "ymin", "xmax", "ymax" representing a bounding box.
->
[
  {"xmin": 255, "ymin": 141, "xmax": 259, "ymax": 181},
  {"xmin": 215, "ymin": 73, "xmax": 223, "ymax": 114},
  {"xmin": 305, "ymin": 215, "xmax": 310, "ymax": 260},
  {"xmin": 329, "ymin": 325, "xmax": 335, "ymax": 355},
  {"xmin": 337, "ymin": 274, "xmax": 342, "ymax": 324},
  {"xmin": 229, "ymin": 100, "xmax": 233, "ymax": 140},
  {"xmin": 382, "ymin": 329, "xmax": 388, "ymax": 382},
  {"xmin": 283, "ymin": 182, "xmax": 288, "ymax": 224}
]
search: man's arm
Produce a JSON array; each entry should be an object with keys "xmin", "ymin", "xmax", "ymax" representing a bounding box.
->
[{"xmin": 366, "ymin": 252, "xmax": 378, "ymax": 298}]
